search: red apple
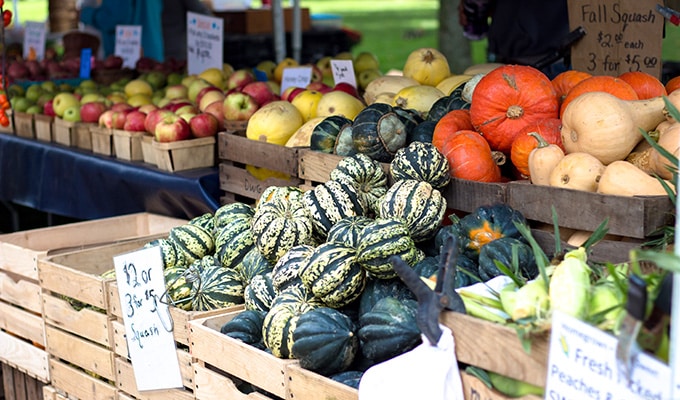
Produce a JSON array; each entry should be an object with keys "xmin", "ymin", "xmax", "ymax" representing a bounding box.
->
[
  {"xmin": 145, "ymin": 109, "xmax": 174, "ymax": 134},
  {"xmin": 197, "ymin": 87, "xmax": 226, "ymax": 112},
  {"xmin": 308, "ymin": 64, "xmax": 324, "ymax": 83},
  {"xmin": 162, "ymin": 99, "xmax": 193, "ymax": 112},
  {"xmin": 189, "ymin": 113, "xmax": 219, "ymax": 138},
  {"xmin": 80, "ymin": 101, "xmax": 108, "ymax": 123},
  {"xmin": 203, "ymin": 101, "xmax": 225, "ymax": 128},
  {"xmin": 43, "ymin": 99, "xmax": 56, "ymax": 117},
  {"xmin": 196, "ymin": 86, "xmax": 222, "ymax": 106},
  {"xmin": 138, "ymin": 104, "xmax": 158, "ymax": 114},
  {"xmin": 111, "ymin": 102, "xmax": 134, "ymax": 112},
  {"xmin": 123, "ymin": 110, "xmax": 148, "ymax": 132},
  {"xmin": 111, "ymin": 110, "xmax": 131, "ymax": 130},
  {"xmin": 281, "ymin": 86, "xmax": 305, "ymax": 102},
  {"xmin": 98, "ymin": 109, "xmax": 114, "ymax": 128},
  {"xmin": 222, "ymin": 92, "xmax": 259, "ymax": 121},
  {"xmin": 241, "ymin": 81, "xmax": 276, "ymax": 106},
  {"xmin": 306, "ymin": 81, "xmax": 332, "ymax": 93},
  {"xmin": 226, "ymin": 68, "xmax": 256, "ymax": 91},
  {"xmin": 155, "ymin": 113, "xmax": 192, "ymax": 142},
  {"xmin": 333, "ymin": 82, "xmax": 361, "ymax": 99}
]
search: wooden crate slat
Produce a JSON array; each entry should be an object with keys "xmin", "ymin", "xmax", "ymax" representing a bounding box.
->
[
  {"xmin": 48, "ymin": 358, "xmax": 116, "ymax": 400},
  {"xmin": 193, "ymin": 363, "xmax": 276, "ymax": 400},
  {"xmin": 114, "ymin": 357, "xmax": 194, "ymax": 400},
  {"xmin": 219, "ymin": 163, "xmax": 301, "ymax": 203},
  {"xmin": 42, "ymin": 294, "xmax": 112, "ymax": 347},
  {"xmin": 218, "ymin": 131, "xmax": 299, "ymax": 175},
  {"xmin": 0, "ymin": 301, "xmax": 44, "ymax": 346},
  {"xmin": 0, "ymin": 332, "xmax": 49, "ymax": 383},
  {"xmin": 0, "ymin": 271, "xmax": 41, "ymax": 313},
  {"xmin": 45, "ymin": 326, "xmax": 115, "ymax": 381}
]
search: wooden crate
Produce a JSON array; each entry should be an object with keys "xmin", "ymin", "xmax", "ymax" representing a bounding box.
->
[
  {"xmin": 34, "ymin": 115, "xmax": 54, "ymax": 142},
  {"xmin": 441, "ymin": 311, "xmax": 549, "ymax": 389},
  {"xmin": 91, "ymin": 126, "xmax": 115, "ymax": 156},
  {"xmin": 218, "ymin": 131, "xmax": 300, "ymax": 204},
  {"xmin": 114, "ymin": 357, "xmax": 194, "ymax": 400},
  {"xmin": 189, "ymin": 310, "xmax": 297, "ymax": 399},
  {"xmin": 48, "ymin": 358, "xmax": 117, "ymax": 400},
  {"xmin": 531, "ymin": 227, "xmax": 646, "ymax": 264},
  {"xmin": 0, "ymin": 302, "xmax": 49, "ymax": 381},
  {"xmin": 0, "ymin": 212, "xmax": 185, "ymax": 281},
  {"xmin": 140, "ymin": 134, "xmax": 156, "ymax": 165},
  {"xmin": 286, "ymin": 364, "xmax": 356, "ymax": 400},
  {"xmin": 193, "ymin": 363, "xmax": 277, "ymax": 400},
  {"xmin": 154, "ymin": 136, "xmax": 216, "ymax": 172},
  {"xmin": 45, "ymin": 326, "xmax": 116, "ymax": 382},
  {"xmin": 75, "ymin": 122, "xmax": 95, "ymax": 151},
  {"xmin": 507, "ymin": 181, "xmax": 674, "ymax": 239},
  {"xmin": 113, "ymin": 129, "xmax": 145, "ymax": 161},
  {"xmin": 52, "ymin": 118, "xmax": 77, "ymax": 147},
  {"xmin": 13, "ymin": 112, "xmax": 35, "ymax": 139},
  {"xmin": 2, "ymin": 361, "xmax": 46, "ymax": 400}
]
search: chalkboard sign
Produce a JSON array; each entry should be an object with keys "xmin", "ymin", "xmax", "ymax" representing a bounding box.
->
[
  {"xmin": 113, "ymin": 245, "xmax": 183, "ymax": 391},
  {"xmin": 567, "ymin": 0, "xmax": 664, "ymax": 78}
]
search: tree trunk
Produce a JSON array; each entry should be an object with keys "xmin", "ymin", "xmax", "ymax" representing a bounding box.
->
[{"xmin": 438, "ymin": 0, "xmax": 472, "ymax": 74}]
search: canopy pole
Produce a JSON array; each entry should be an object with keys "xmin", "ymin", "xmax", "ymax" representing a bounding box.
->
[
  {"xmin": 291, "ymin": 0, "xmax": 301, "ymax": 63},
  {"xmin": 272, "ymin": 0, "xmax": 285, "ymax": 63}
]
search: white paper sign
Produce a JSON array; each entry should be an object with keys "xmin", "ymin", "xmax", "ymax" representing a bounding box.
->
[
  {"xmin": 280, "ymin": 67, "xmax": 312, "ymax": 95},
  {"xmin": 331, "ymin": 59, "xmax": 357, "ymax": 88},
  {"xmin": 23, "ymin": 21, "xmax": 46, "ymax": 61},
  {"xmin": 187, "ymin": 12, "xmax": 224, "ymax": 76},
  {"xmin": 546, "ymin": 311, "xmax": 671, "ymax": 400},
  {"xmin": 114, "ymin": 246, "xmax": 183, "ymax": 391},
  {"xmin": 114, "ymin": 25, "xmax": 142, "ymax": 69}
]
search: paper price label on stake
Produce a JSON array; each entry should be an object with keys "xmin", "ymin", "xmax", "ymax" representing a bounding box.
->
[
  {"xmin": 114, "ymin": 246, "xmax": 183, "ymax": 391},
  {"xmin": 280, "ymin": 67, "xmax": 312, "ymax": 95},
  {"xmin": 545, "ymin": 311, "xmax": 671, "ymax": 400},
  {"xmin": 115, "ymin": 25, "xmax": 142, "ymax": 69},
  {"xmin": 23, "ymin": 21, "xmax": 46, "ymax": 61},
  {"xmin": 187, "ymin": 12, "xmax": 224, "ymax": 76},
  {"xmin": 331, "ymin": 59, "xmax": 356, "ymax": 88}
]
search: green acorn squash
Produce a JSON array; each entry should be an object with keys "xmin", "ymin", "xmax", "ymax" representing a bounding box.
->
[
  {"xmin": 358, "ymin": 297, "xmax": 421, "ymax": 363},
  {"xmin": 351, "ymin": 103, "xmax": 407, "ymax": 162},
  {"xmin": 271, "ymin": 244, "xmax": 314, "ymax": 293},
  {"xmin": 477, "ymin": 236, "xmax": 537, "ymax": 281},
  {"xmin": 310, "ymin": 115, "xmax": 354, "ymax": 154},
  {"xmin": 302, "ymin": 179, "xmax": 366, "ymax": 241},
  {"xmin": 220, "ymin": 309, "xmax": 267, "ymax": 350},
  {"xmin": 329, "ymin": 153, "xmax": 388, "ymax": 216},
  {"xmin": 356, "ymin": 218, "xmax": 419, "ymax": 279},
  {"xmin": 244, "ymin": 272, "xmax": 277, "ymax": 312}
]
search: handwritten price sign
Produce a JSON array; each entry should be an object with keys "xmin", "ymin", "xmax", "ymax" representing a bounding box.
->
[
  {"xmin": 331, "ymin": 60, "xmax": 357, "ymax": 88},
  {"xmin": 23, "ymin": 21, "xmax": 46, "ymax": 61},
  {"xmin": 115, "ymin": 25, "xmax": 142, "ymax": 69},
  {"xmin": 187, "ymin": 12, "xmax": 224, "ymax": 75},
  {"xmin": 114, "ymin": 246, "xmax": 183, "ymax": 391},
  {"xmin": 567, "ymin": 0, "xmax": 664, "ymax": 78}
]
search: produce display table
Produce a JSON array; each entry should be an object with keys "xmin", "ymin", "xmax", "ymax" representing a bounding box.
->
[{"xmin": 0, "ymin": 133, "xmax": 220, "ymax": 221}]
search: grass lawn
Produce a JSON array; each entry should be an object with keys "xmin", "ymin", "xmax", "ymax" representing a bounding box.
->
[{"xmin": 10, "ymin": 0, "xmax": 680, "ymax": 75}]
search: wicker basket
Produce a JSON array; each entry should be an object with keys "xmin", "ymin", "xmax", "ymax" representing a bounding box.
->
[{"xmin": 62, "ymin": 31, "xmax": 100, "ymax": 59}]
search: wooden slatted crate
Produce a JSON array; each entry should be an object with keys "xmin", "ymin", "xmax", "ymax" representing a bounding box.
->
[
  {"xmin": 154, "ymin": 136, "xmax": 216, "ymax": 172},
  {"xmin": 296, "ymin": 148, "xmax": 390, "ymax": 191},
  {"xmin": 193, "ymin": 363, "xmax": 277, "ymax": 400},
  {"xmin": 1, "ymin": 362, "xmax": 46, "ymax": 400},
  {"xmin": 113, "ymin": 129, "xmax": 144, "ymax": 161},
  {"xmin": 91, "ymin": 126, "xmax": 115, "ymax": 156},
  {"xmin": 34, "ymin": 115, "xmax": 54, "ymax": 142},
  {"xmin": 48, "ymin": 358, "xmax": 117, "ymax": 400},
  {"xmin": 13, "ymin": 112, "xmax": 35, "ymax": 139},
  {"xmin": 218, "ymin": 131, "xmax": 300, "ymax": 205}
]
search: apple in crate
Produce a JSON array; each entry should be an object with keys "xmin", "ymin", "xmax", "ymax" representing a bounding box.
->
[
  {"xmin": 281, "ymin": 86, "xmax": 304, "ymax": 102},
  {"xmin": 155, "ymin": 113, "xmax": 191, "ymax": 142},
  {"xmin": 99, "ymin": 109, "xmax": 114, "ymax": 128},
  {"xmin": 189, "ymin": 113, "xmax": 219, "ymax": 138},
  {"xmin": 197, "ymin": 86, "xmax": 225, "ymax": 112},
  {"xmin": 223, "ymin": 92, "xmax": 259, "ymax": 121},
  {"xmin": 203, "ymin": 101, "xmax": 224, "ymax": 127},
  {"xmin": 226, "ymin": 68, "xmax": 256, "ymax": 91},
  {"xmin": 241, "ymin": 81, "xmax": 276, "ymax": 107},
  {"xmin": 43, "ymin": 99, "xmax": 56, "ymax": 117},
  {"xmin": 52, "ymin": 92, "xmax": 81, "ymax": 117},
  {"xmin": 145, "ymin": 109, "xmax": 174, "ymax": 134},
  {"xmin": 124, "ymin": 110, "xmax": 148, "ymax": 132},
  {"xmin": 164, "ymin": 84, "xmax": 188, "ymax": 100},
  {"xmin": 80, "ymin": 101, "xmax": 108, "ymax": 123},
  {"xmin": 111, "ymin": 110, "xmax": 132, "ymax": 129}
]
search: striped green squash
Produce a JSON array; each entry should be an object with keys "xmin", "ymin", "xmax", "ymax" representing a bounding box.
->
[
  {"xmin": 145, "ymin": 238, "xmax": 185, "ymax": 269},
  {"xmin": 351, "ymin": 103, "xmax": 407, "ymax": 163},
  {"xmin": 214, "ymin": 217, "xmax": 254, "ymax": 269},
  {"xmin": 214, "ymin": 202, "xmax": 255, "ymax": 230},
  {"xmin": 271, "ymin": 244, "xmax": 315, "ymax": 293},
  {"xmin": 356, "ymin": 218, "xmax": 418, "ymax": 279},
  {"xmin": 379, "ymin": 179, "xmax": 446, "ymax": 242},
  {"xmin": 189, "ymin": 212, "xmax": 216, "ymax": 234},
  {"xmin": 258, "ymin": 186, "xmax": 305, "ymax": 209},
  {"xmin": 236, "ymin": 247, "xmax": 273, "ymax": 286},
  {"xmin": 326, "ymin": 216, "xmax": 373, "ymax": 249},
  {"xmin": 251, "ymin": 194, "xmax": 315, "ymax": 264},
  {"xmin": 244, "ymin": 272, "xmax": 276, "ymax": 312},
  {"xmin": 390, "ymin": 141, "xmax": 450, "ymax": 189},
  {"xmin": 298, "ymin": 243, "xmax": 366, "ymax": 308},
  {"xmin": 263, "ymin": 286, "xmax": 323, "ymax": 358},
  {"xmin": 302, "ymin": 179, "xmax": 365, "ymax": 240},
  {"xmin": 191, "ymin": 260, "xmax": 245, "ymax": 311},
  {"xmin": 169, "ymin": 223, "xmax": 215, "ymax": 264},
  {"xmin": 329, "ymin": 153, "xmax": 388, "ymax": 215},
  {"xmin": 163, "ymin": 265, "xmax": 194, "ymax": 310}
]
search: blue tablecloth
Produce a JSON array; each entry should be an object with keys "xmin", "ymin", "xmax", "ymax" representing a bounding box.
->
[{"xmin": 0, "ymin": 133, "xmax": 221, "ymax": 220}]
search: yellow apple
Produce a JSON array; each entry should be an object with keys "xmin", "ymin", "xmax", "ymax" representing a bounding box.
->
[
  {"xmin": 354, "ymin": 51, "xmax": 380, "ymax": 73},
  {"xmin": 223, "ymin": 63, "xmax": 235, "ymax": 79},
  {"xmin": 291, "ymin": 89, "xmax": 324, "ymax": 122},
  {"xmin": 274, "ymin": 57, "xmax": 299, "ymax": 83},
  {"xmin": 255, "ymin": 60, "xmax": 277, "ymax": 81},
  {"xmin": 199, "ymin": 67, "xmax": 226, "ymax": 89},
  {"xmin": 316, "ymin": 90, "xmax": 365, "ymax": 120},
  {"xmin": 124, "ymin": 79, "xmax": 153, "ymax": 98}
]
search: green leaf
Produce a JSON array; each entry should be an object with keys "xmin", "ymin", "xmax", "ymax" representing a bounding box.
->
[
  {"xmin": 514, "ymin": 221, "xmax": 550, "ymax": 288},
  {"xmin": 631, "ymin": 249, "xmax": 680, "ymax": 274},
  {"xmin": 465, "ymin": 366, "xmax": 492, "ymax": 388}
]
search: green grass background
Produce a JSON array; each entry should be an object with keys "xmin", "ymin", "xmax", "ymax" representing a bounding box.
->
[{"xmin": 11, "ymin": 0, "xmax": 680, "ymax": 73}]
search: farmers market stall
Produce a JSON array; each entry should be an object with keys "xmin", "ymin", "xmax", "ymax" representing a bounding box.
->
[{"xmin": 0, "ymin": 132, "xmax": 220, "ymax": 222}]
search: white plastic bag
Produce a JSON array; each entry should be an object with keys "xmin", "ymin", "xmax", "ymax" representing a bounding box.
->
[{"xmin": 358, "ymin": 325, "xmax": 464, "ymax": 400}]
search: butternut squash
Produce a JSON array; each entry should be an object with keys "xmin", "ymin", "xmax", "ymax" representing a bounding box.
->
[
  {"xmin": 560, "ymin": 92, "xmax": 666, "ymax": 165},
  {"xmin": 528, "ymin": 132, "xmax": 565, "ymax": 186},
  {"xmin": 648, "ymin": 122, "xmax": 680, "ymax": 180},
  {"xmin": 549, "ymin": 152, "xmax": 605, "ymax": 192},
  {"xmin": 567, "ymin": 230, "xmax": 622, "ymax": 247},
  {"xmin": 664, "ymin": 90, "xmax": 680, "ymax": 122},
  {"xmin": 597, "ymin": 160, "xmax": 672, "ymax": 197}
]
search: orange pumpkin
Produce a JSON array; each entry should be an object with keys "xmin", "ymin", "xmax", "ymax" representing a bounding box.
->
[
  {"xmin": 469, "ymin": 65, "xmax": 559, "ymax": 154},
  {"xmin": 432, "ymin": 109, "xmax": 473, "ymax": 152},
  {"xmin": 559, "ymin": 75, "xmax": 638, "ymax": 117},
  {"xmin": 439, "ymin": 129, "xmax": 502, "ymax": 182},
  {"xmin": 665, "ymin": 75, "xmax": 680, "ymax": 94},
  {"xmin": 618, "ymin": 71, "xmax": 667, "ymax": 100},
  {"xmin": 510, "ymin": 118, "xmax": 563, "ymax": 178},
  {"xmin": 551, "ymin": 70, "xmax": 592, "ymax": 105}
]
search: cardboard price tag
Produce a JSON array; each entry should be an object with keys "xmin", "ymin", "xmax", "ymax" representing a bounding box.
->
[
  {"xmin": 114, "ymin": 246, "xmax": 183, "ymax": 391},
  {"xmin": 280, "ymin": 67, "xmax": 312, "ymax": 95},
  {"xmin": 567, "ymin": 0, "xmax": 664, "ymax": 78},
  {"xmin": 187, "ymin": 12, "xmax": 224, "ymax": 76},
  {"xmin": 545, "ymin": 311, "xmax": 671, "ymax": 399},
  {"xmin": 23, "ymin": 21, "xmax": 46, "ymax": 61},
  {"xmin": 331, "ymin": 59, "xmax": 357, "ymax": 88},
  {"xmin": 115, "ymin": 25, "xmax": 142, "ymax": 69}
]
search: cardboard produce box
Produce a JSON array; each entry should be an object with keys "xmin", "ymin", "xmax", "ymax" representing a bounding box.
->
[{"xmin": 214, "ymin": 8, "xmax": 311, "ymax": 34}]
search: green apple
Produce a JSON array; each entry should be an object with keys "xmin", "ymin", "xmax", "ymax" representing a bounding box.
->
[
  {"xmin": 81, "ymin": 93, "xmax": 107, "ymax": 104},
  {"xmin": 181, "ymin": 75, "xmax": 199, "ymax": 88},
  {"xmin": 26, "ymin": 84, "xmax": 45, "ymax": 102},
  {"xmin": 41, "ymin": 80, "xmax": 58, "ymax": 93},
  {"xmin": 62, "ymin": 106, "xmax": 81, "ymax": 122},
  {"xmin": 167, "ymin": 72, "xmax": 184, "ymax": 86},
  {"xmin": 357, "ymin": 68, "xmax": 383, "ymax": 90},
  {"xmin": 12, "ymin": 97, "xmax": 34, "ymax": 113},
  {"xmin": 37, "ymin": 93, "xmax": 55, "ymax": 107},
  {"xmin": 52, "ymin": 93, "xmax": 81, "ymax": 117},
  {"xmin": 79, "ymin": 79, "xmax": 98, "ymax": 91},
  {"xmin": 354, "ymin": 51, "xmax": 380, "ymax": 73},
  {"xmin": 58, "ymin": 83, "xmax": 74, "ymax": 92},
  {"xmin": 26, "ymin": 105, "xmax": 42, "ymax": 114},
  {"xmin": 8, "ymin": 84, "xmax": 25, "ymax": 97},
  {"xmin": 187, "ymin": 78, "xmax": 212, "ymax": 103},
  {"xmin": 145, "ymin": 71, "xmax": 167, "ymax": 90}
]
